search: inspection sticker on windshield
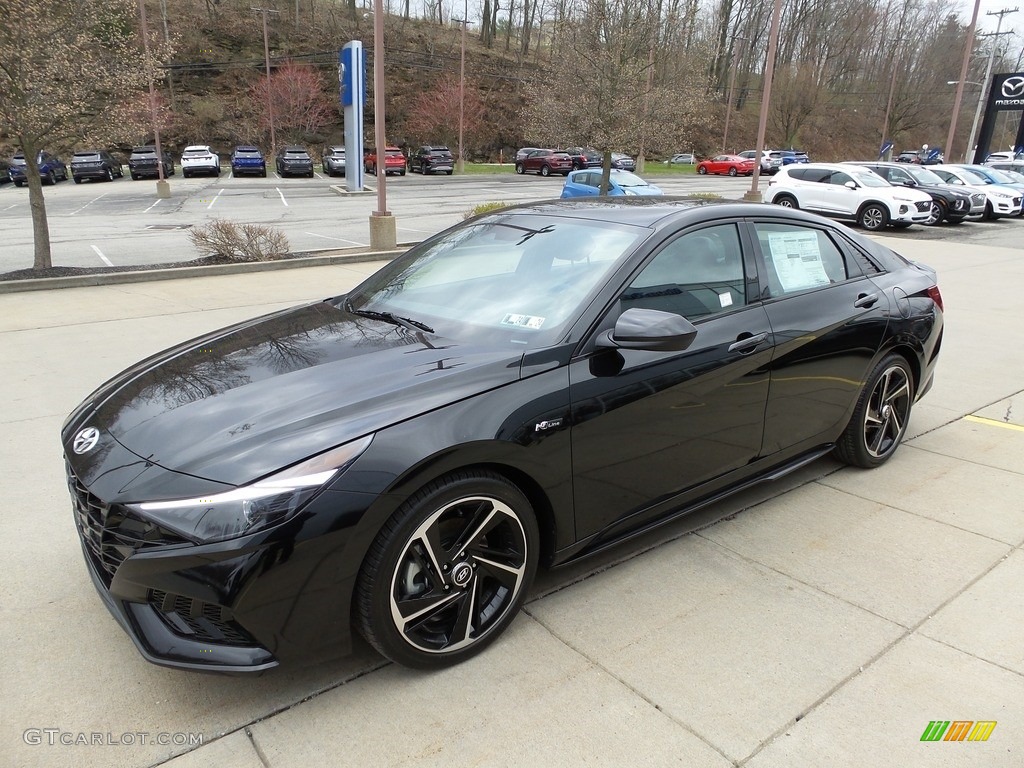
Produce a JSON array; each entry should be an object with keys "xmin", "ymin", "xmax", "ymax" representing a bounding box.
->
[
  {"xmin": 766, "ymin": 231, "xmax": 830, "ymax": 292},
  {"xmin": 501, "ymin": 313, "xmax": 545, "ymax": 329}
]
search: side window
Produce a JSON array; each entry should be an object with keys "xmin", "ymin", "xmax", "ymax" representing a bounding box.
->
[
  {"xmin": 890, "ymin": 169, "xmax": 911, "ymax": 184},
  {"xmin": 829, "ymin": 171, "xmax": 854, "ymax": 186},
  {"xmin": 621, "ymin": 225, "xmax": 746, "ymax": 320},
  {"xmin": 755, "ymin": 223, "xmax": 850, "ymax": 298}
]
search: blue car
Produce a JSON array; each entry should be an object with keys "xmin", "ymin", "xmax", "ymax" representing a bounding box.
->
[
  {"xmin": 560, "ymin": 169, "xmax": 662, "ymax": 198},
  {"xmin": 231, "ymin": 146, "xmax": 267, "ymax": 177},
  {"xmin": 8, "ymin": 151, "xmax": 68, "ymax": 186}
]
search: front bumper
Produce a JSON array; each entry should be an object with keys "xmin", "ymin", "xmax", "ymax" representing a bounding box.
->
[
  {"xmin": 232, "ymin": 162, "xmax": 265, "ymax": 175},
  {"xmin": 892, "ymin": 200, "xmax": 932, "ymax": 223},
  {"xmin": 72, "ymin": 166, "xmax": 114, "ymax": 180}
]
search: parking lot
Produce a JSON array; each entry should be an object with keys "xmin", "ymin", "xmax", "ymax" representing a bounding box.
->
[
  {"xmin": 0, "ymin": 213, "xmax": 1021, "ymax": 766},
  {"xmin": 3, "ymin": 170, "xmax": 1020, "ymax": 275}
]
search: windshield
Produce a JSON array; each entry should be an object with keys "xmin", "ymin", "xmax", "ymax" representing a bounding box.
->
[
  {"xmin": 958, "ymin": 169, "xmax": 989, "ymax": 185},
  {"xmin": 345, "ymin": 214, "xmax": 646, "ymax": 347},
  {"xmin": 905, "ymin": 167, "xmax": 943, "ymax": 184},
  {"xmin": 614, "ymin": 172, "xmax": 649, "ymax": 187},
  {"xmin": 978, "ymin": 168, "xmax": 1015, "ymax": 184},
  {"xmin": 1000, "ymin": 169, "xmax": 1024, "ymax": 183}
]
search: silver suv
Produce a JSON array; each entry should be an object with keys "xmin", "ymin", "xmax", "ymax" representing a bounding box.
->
[
  {"xmin": 322, "ymin": 146, "xmax": 346, "ymax": 177},
  {"xmin": 764, "ymin": 163, "xmax": 933, "ymax": 231}
]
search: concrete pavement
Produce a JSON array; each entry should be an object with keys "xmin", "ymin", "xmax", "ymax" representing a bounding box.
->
[{"xmin": 0, "ymin": 237, "xmax": 1021, "ymax": 767}]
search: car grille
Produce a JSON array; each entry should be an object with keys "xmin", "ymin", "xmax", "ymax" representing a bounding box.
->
[
  {"xmin": 915, "ymin": 201, "xmax": 931, "ymax": 213},
  {"xmin": 149, "ymin": 590, "xmax": 256, "ymax": 646},
  {"xmin": 971, "ymin": 193, "xmax": 985, "ymax": 206},
  {"xmin": 66, "ymin": 461, "xmax": 188, "ymax": 586}
]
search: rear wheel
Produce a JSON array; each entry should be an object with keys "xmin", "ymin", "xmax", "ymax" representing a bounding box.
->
[
  {"xmin": 540, "ymin": 164, "xmax": 551, "ymax": 177},
  {"xmin": 774, "ymin": 194, "xmax": 798, "ymax": 209},
  {"xmin": 858, "ymin": 203, "xmax": 889, "ymax": 231},
  {"xmin": 106, "ymin": 168, "xmax": 114, "ymax": 182},
  {"xmin": 421, "ymin": 162, "xmax": 430, "ymax": 175},
  {"xmin": 46, "ymin": 170, "xmax": 56, "ymax": 185},
  {"xmin": 834, "ymin": 354, "xmax": 914, "ymax": 468},
  {"xmin": 355, "ymin": 471, "xmax": 539, "ymax": 669}
]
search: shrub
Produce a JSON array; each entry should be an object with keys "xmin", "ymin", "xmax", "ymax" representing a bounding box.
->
[
  {"xmin": 189, "ymin": 219, "xmax": 290, "ymax": 262},
  {"xmin": 463, "ymin": 201, "xmax": 511, "ymax": 220}
]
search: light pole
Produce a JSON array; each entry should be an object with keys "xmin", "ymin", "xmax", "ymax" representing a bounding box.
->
[
  {"xmin": 945, "ymin": 0, "xmax": 981, "ymax": 162},
  {"xmin": 137, "ymin": 0, "xmax": 170, "ymax": 198},
  {"xmin": 252, "ymin": 7, "xmax": 279, "ymax": 158},
  {"xmin": 948, "ymin": 80, "xmax": 985, "ymax": 162},
  {"xmin": 743, "ymin": 0, "xmax": 784, "ymax": 202},
  {"xmin": 963, "ymin": 11, "xmax": 1019, "ymax": 162},
  {"xmin": 453, "ymin": 8, "xmax": 469, "ymax": 174},
  {"xmin": 368, "ymin": 0, "xmax": 397, "ymax": 250}
]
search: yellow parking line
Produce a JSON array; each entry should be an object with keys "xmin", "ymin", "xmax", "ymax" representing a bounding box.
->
[{"xmin": 963, "ymin": 415, "xmax": 1024, "ymax": 432}]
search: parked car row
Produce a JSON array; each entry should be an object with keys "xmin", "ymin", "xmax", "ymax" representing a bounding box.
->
[{"xmin": 763, "ymin": 161, "xmax": 1023, "ymax": 231}]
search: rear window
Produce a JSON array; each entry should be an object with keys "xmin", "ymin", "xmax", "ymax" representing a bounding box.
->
[
  {"xmin": 386, "ymin": 150, "xmax": 404, "ymax": 156},
  {"xmin": 73, "ymin": 152, "xmax": 100, "ymax": 160},
  {"xmin": 235, "ymin": 149, "xmax": 261, "ymax": 156},
  {"xmin": 183, "ymin": 149, "xmax": 209, "ymax": 156},
  {"xmin": 285, "ymin": 150, "xmax": 309, "ymax": 157},
  {"xmin": 132, "ymin": 148, "xmax": 156, "ymax": 155}
]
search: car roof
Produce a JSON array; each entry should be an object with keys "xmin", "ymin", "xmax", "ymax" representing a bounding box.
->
[
  {"xmin": 234, "ymin": 145, "xmax": 261, "ymax": 151},
  {"xmin": 183, "ymin": 145, "xmax": 211, "ymax": 151}
]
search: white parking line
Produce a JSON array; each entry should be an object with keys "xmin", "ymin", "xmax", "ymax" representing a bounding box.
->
[
  {"xmin": 207, "ymin": 188, "xmax": 225, "ymax": 210},
  {"xmin": 2, "ymin": 203, "xmax": 18, "ymax": 211},
  {"xmin": 304, "ymin": 232, "xmax": 367, "ymax": 246},
  {"xmin": 314, "ymin": 172, "xmax": 324, "ymax": 179},
  {"xmin": 276, "ymin": 187, "xmax": 289, "ymax": 206},
  {"xmin": 90, "ymin": 245, "xmax": 113, "ymax": 267},
  {"xmin": 70, "ymin": 193, "xmax": 108, "ymax": 216},
  {"xmin": 143, "ymin": 199, "xmax": 162, "ymax": 213},
  {"xmin": 397, "ymin": 226, "xmax": 435, "ymax": 234}
]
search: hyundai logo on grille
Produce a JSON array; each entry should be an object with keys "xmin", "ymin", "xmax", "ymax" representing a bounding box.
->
[
  {"xmin": 72, "ymin": 427, "xmax": 100, "ymax": 454},
  {"xmin": 1001, "ymin": 76, "xmax": 1024, "ymax": 99}
]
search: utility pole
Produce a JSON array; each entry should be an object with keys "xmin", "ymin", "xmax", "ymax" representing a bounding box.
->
[
  {"xmin": 743, "ymin": 0, "xmax": 784, "ymax": 201},
  {"xmin": 138, "ymin": 0, "xmax": 170, "ymax": 198},
  {"xmin": 453, "ymin": 7, "xmax": 469, "ymax": 174},
  {"xmin": 368, "ymin": 0, "xmax": 397, "ymax": 250},
  {"xmin": 946, "ymin": 0, "xmax": 982, "ymax": 162},
  {"xmin": 636, "ymin": 45, "xmax": 655, "ymax": 173},
  {"xmin": 966, "ymin": 9, "xmax": 1018, "ymax": 162},
  {"xmin": 252, "ymin": 7, "xmax": 280, "ymax": 158}
]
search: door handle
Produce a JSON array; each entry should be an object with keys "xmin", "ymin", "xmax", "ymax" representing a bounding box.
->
[
  {"xmin": 854, "ymin": 293, "xmax": 879, "ymax": 308},
  {"xmin": 728, "ymin": 332, "xmax": 768, "ymax": 354}
]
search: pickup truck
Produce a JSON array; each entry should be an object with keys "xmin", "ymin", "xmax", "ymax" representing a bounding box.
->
[
  {"xmin": 231, "ymin": 146, "xmax": 266, "ymax": 177},
  {"xmin": 181, "ymin": 145, "xmax": 221, "ymax": 178},
  {"xmin": 364, "ymin": 146, "xmax": 407, "ymax": 176}
]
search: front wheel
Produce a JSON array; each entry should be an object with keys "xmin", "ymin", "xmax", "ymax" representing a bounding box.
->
[
  {"xmin": 833, "ymin": 355, "xmax": 914, "ymax": 468},
  {"xmin": 728, "ymin": 166, "xmax": 738, "ymax": 177},
  {"xmin": 697, "ymin": 165, "xmax": 707, "ymax": 174},
  {"xmin": 106, "ymin": 168, "xmax": 114, "ymax": 182},
  {"xmin": 355, "ymin": 471, "xmax": 539, "ymax": 669},
  {"xmin": 775, "ymin": 194, "xmax": 798, "ymax": 209},
  {"xmin": 515, "ymin": 163, "xmax": 524, "ymax": 175},
  {"xmin": 924, "ymin": 200, "xmax": 946, "ymax": 226},
  {"xmin": 858, "ymin": 203, "xmax": 890, "ymax": 231},
  {"xmin": 540, "ymin": 164, "xmax": 551, "ymax": 177}
]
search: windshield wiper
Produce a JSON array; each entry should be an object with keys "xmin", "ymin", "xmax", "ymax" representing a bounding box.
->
[{"xmin": 344, "ymin": 299, "xmax": 434, "ymax": 333}]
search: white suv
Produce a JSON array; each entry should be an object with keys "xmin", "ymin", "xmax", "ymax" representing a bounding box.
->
[
  {"xmin": 764, "ymin": 163, "xmax": 932, "ymax": 231},
  {"xmin": 180, "ymin": 145, "xmax": 221, "ymax": 178}
]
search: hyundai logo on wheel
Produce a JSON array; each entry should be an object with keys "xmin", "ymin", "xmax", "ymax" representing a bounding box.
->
[{"xmin": 72, "ymin": 427, "xmax": 100, "ymax": 454}]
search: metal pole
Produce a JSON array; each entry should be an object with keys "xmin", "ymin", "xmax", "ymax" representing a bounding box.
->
[
  {"xmin": 967, "ymin": 11, "xmax": 1018, "ymax": 162},
  {"xmin": 637, "ymin": 45, "xmax": 655, "ymax": 173},
  {"xmin": 138, "ymin": 0, "xmax": 170, "ymax": 198},
  {"xmin": 946, "ymin": 0, "xmax": 981, "ymax": 161},
  {"xmin": 744, "ymin": 0, "xmax": 783, "ymax": 201},
  {"xmin": 373, "ymin": 0, "xmax": 388, "ymax": 216},
  {"xmin": 457, "ymin": 5, "xmax": 467, "ymax": 174},
  {"xmin": 253, "ymin": 8, "xmax": 279, "ymax": 157},
  {"xmin": 880, "ymin": 54, "xmax": 899, "ymax": 154}
]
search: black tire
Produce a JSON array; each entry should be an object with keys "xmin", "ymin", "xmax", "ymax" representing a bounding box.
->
[
  {"xmin": 14, "ymin": 179, "xmax": 23, "ymax": 187},
  {"xmin": 775, "ymin": 194, "xmax": 799, "ymax": 209},
  {"xmin": 130, "ymin": 174, "xmax": 139, "ymax": 181},
  {"xmin": 728, "ymin": 166, "xmax": 738, "ymax": 177},
  {"xmin": 73, "ymin": 176, "xmax": 82, "ymax": 184},
  {"xmin": 106, "ymin": 168, "xmax": 114, "ymax": 182},
  {"xmin": 983, "ymin": 201, "xmax": 996, "ymax": 220},
  {"xmin": 858, "ymin": 202, "xmax": 890, "ymax": 231},
  {"xmin": 924, "ymin": 200, "xmax": 946, "ymax": 226},
  {"xmin": 261, "ymin": 169, "xmax": 267, "ymax": 178},
  {"xmin": 540, "ymin": 164, "xmax": 551, "ymax": 177},
  {"xmin": 833, "ymin": 354, "xmax": 914, "ymax": 468},
  {"xmin": 400, "ymin": 169, "xmax": 406, "ymax": 176},
  {"xmin": 446, "ymin": 170, "xmax": 453, "ymax": 175},
  {"xmin": 515, "ymin": 163, "xmax": 525, "ymax": 175},
  {"xmin": 890, "ymin": 222, "xmax": 912, "ymax": 228},
  {"xmin": 697, "ymin": 165, "xmax": 707, "ymax": 174},
  {"xmin": 46, "ymin": 170, "xmax": 56, "ymax": 185},
  {"xmin": 355, "ymin": 470, "xmax": 539, "ymax": 669}
]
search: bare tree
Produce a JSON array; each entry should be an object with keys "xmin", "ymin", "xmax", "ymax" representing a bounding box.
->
[{"xmin": 0, "ymin": 0, "xmax": 172, "ymax": 270}]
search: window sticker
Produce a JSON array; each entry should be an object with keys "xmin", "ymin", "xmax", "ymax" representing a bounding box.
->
[
  {"xmin": 719, "ymin": 291, "xmax": 734, "ymax": 307},
  {"xmin": 501, "ymin": 313, "xmax": 546, "ymax": 329},
  {"xmin": 766, "ymin": 231, "xmax": 830, "ymax": 292}
]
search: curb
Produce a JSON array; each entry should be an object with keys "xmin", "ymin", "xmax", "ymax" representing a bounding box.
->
[{"xmin": 0, "ymin": 246, "xmax": 416, "ymax": 295}]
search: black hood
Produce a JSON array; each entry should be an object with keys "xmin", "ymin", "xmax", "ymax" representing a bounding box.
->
[{"xmin": 63, "ymin": 301, "xmax": 523, "ymax": 491}]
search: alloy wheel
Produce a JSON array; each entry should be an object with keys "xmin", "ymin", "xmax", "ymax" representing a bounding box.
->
[
  {"xmin": 388, "ymin": 494, "xmax": 529, "ymax": 656},
  {"xmin": 924, "ymin": 201, "xmax": 943, "ymax": 226},
  {"xmin": 863, "ymin": 364, "xmax": 911, "ymax": 459}
]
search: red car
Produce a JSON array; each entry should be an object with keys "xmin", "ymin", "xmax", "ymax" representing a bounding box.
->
[
  {"xmin": 697, "ymin": 154, "xmax": 756, "ymax": 177},
  {"xmin": 515, "ymin": 149, "xmax": 573, "ymax": 176},
  {"xmin": 364, "ymin": 146, "xmax": 407, "ymax": 176}
]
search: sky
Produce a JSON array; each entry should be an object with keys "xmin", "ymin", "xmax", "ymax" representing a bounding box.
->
[{"xmin": 960, "ymin": 0, "xmax": 1023, "ymax": 36}]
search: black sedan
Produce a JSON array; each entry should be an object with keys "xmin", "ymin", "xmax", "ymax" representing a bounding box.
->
[{"xmin": 62, "ymin": 200, "xmax": 943, "ymax": 673}]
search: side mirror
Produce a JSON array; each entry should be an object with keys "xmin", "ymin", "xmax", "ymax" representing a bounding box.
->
[
  {"xmin": 597, "ymin": 308, "xmax": 698, "ymax": 352},
  {"xmin": 845, "ymin": 180, "xmax": 858, "ymax": 190}
]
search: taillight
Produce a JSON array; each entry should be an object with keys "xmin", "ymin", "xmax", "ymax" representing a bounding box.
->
[{"xmin": 926, "ymin": 285, "xmax": 943, "ymax": 312}]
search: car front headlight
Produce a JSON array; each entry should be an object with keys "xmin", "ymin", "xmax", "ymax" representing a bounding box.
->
[
  {"xmin": 993, "ymin": 191, "xmax": 1012, "ymax": 199},
  {"xmin": 127, "ymin": 435, "xmax": 373, "ymax": 543}
]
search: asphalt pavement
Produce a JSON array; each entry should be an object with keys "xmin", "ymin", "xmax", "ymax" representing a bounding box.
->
[{"xmin": 0, "ymin": 235, "xmax": 1021, "ymax": 768}]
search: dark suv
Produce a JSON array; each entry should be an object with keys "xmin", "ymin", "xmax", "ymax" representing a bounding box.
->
[
  {"xmin": 849, "ymin": 161, "xmax": 981, "ymax": 225},
  {"xmin": 276, "ymin": 146, "xmax": 314, "ymax": 177},
  {"xmin": 8, "ymin": 151, "xmax": 68, "ymax": 186},
  {"xmin": 231, "ymin": 146, "xmax": 267, "ymax": 177},
  {"xmin": 564, "ymin": 147, "xmax": 602, "ymax": 170},
  {"xmin": 128, "ymin": 147, "xmax": 175, "ymax": 180},
  {"xmin": 412, "ymin": 145, "xmax": 454, "ymax": 175},
  {"xmin": 70, "ymin": 150, "xmax": 123, "ymax": 183}
]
